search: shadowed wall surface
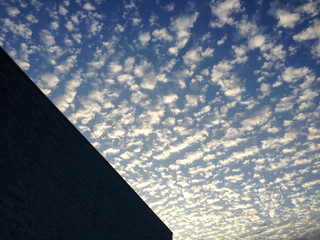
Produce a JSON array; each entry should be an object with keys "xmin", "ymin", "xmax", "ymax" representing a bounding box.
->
[{"xmin": 0, "ymin": 47, "xmax": 172, "ymax": 240}]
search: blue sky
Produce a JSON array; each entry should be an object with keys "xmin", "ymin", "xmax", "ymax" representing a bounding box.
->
[{"xmin": 1, "ymin": 0, "xmax": 320, "ymax": 239}]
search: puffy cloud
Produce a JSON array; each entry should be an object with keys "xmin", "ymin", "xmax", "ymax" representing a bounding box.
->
[
  {"xmin": 211, "ymin": 60, "xmax": 244, "ymax": 98},
  {"xmin": 114, "ymin": 24, "xmax": 125, "ymax": 32},
  {"xmin": 103, "ymin": 148, "xmax": 120, "ymax": 156},
  {"xmin": 38, "ymin": 73, "xmax": 60, "ymax": 95},
  {"xmin": 183, "ymin": 46, "xmax": 214, "ymax": 70},
  {"xmin": 109, "ymin": 62, "xmax": 123, "ymax": 74},
  {"xmin": 134, "ymin": 60, "xmax": 150, "ymax": 77},
  {"xmin": 259, "ymin": 83, "xmax": 271, "ymax": 99},
  {"xmin": 241, "ymin": 106, "xmax": 272, "ymax": 131},
  {"xmin": 16, "ymin": 60, "xmax": 30, "ymax": 71},
  {"xmin": 275, "ymin": 9, "xmax": 300, "ymax": 28},
  {"xmin": 248, "ymin": 35, "xmax": 266, "ymax": 49},
  {"xmin": 124, "ymin": 57, "xmax": 135, "ymax": 73},
  {"xmin": 89, "ymin": 18, "xmax": 103, "ymax": 35},
  {"xmin": 210, "ymin": 0, "xmax": 242, "ymax": 27},
  {"xmin": 294, "ymin": 20, "xmax": 320, "ymax": 58},
  {"xmin": 65, "ymin": 21, "xmax": 74, "ymax": 31},
  {"xmin": 83, "ymin": 2, "xmax": 96, "ymax": 11},
  {"xmin": 3, "ymin": 18, "xmax": 32, "ymax": 39},
  {"xmin": 281, "ymin": 66, "xmax": 311, "ymax": 83},
  {"xmin": 152, "ymin": 28, "xmax": 173, "ymax": 41},
  {"xmin": 302, "ymin": 179, "xmax": 320, "ymax": 188},
  {"xmin": 140, "ymin": 72, "xmax": 157, "ymax": 90},
  {"xmin": 170, "ymin": 12, "xmax": 199, "ymax": 52},
  {"xmin": 293, "ymin": 20, "xmax": 320, "ymax": 42},
  {"xmin": 139, "ymin": 32, "xmax": 151, "ymax": 46},
  {"xmin": 55, "ymin": 70, "xmax": 82, "ymax": 112},
  {"xmin": 185, "ymin": 94, "xmax": 199, "ymax": 108},
  {"xmin": 55, "ymin": 54, "xmax": 77, "ymax": 74},
  {"xmin": 262, "ymin": 132, "xmax": 298, "ymax": 150},
  {"xmin": 117, "ymin": 74, "xmax": 134, "ymax": 86},
  {"xmin": 275, "ymin": 95, "xmax": 295, "ymax": 112},
  {"xmin": 163, "ymin": 3, "xmax": 175, "ymax": 12},
  {"xmin": 7, "ymin": 7, "xmax": 20, "ymax": 17},
  {"xmin": 59, "ymin": 5, "xmax": 68, "ymax": 15},
  {"xmin": 131, "ymin": 91, "xmax": 147, "ymax": 105},
  {"xmin": 40, "ymin": 29, "xmax": 55, "ymax": 47},
  {"xmin": 163, "ymin": 94, "xmax": 178, "ymax": 104},
  {"xmin": 26, "ymin": 14, "xmax": 38, "ymax": 23}
]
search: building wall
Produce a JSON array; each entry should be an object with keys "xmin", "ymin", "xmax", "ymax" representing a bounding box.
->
[{"xmin": 0, "ymin": 47, "xmax": 172, "ymax": 240}]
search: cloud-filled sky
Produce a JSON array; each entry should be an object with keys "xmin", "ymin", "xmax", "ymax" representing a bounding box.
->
[{"xmin": 1, "ymin": 0, "xmax": 320, "ymax": 239}]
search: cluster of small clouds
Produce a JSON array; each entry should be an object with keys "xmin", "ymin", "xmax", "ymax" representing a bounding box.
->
[{"xmin": 1, "ymin": 0, "xmax": 320, "ymax": 239}]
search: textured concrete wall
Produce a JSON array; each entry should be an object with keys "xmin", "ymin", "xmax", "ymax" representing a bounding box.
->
[{"xmin": 0, "ymin": 47, "xmax": 172, "ymax": 240}]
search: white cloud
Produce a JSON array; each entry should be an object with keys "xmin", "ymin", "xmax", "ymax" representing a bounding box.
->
[
  {"xmin": 163, "ymin": 94, "xmax": 178, "ymax": 104},
  {"xmin": 211, "ymin": 60, "xmax": 244, "ymax": 98},
  {"xmin": 302, "ymin": 179, "xmax": 320, "ymax": 188},
  {"xmin": 4, "ymin": 18, "xmax": 32, "ymax": 39},
  {"xmin": 149, "ymin": 13, "xmax": 158, "ymax": 26},
  {"xmin": 40, "ymin": 29, "xmax": 55, "ymax": 47},
  {"xmin": 293, "ymin": 20, "xmax": 320, "ymax": 58},
  {"xmin": 307, "ymin": 126, "xmax": 320, "ymax": 140},
  {"xmin": 152, "ymin": 28, "xmax": 173, "ymax": 41},
  {"xmin": 131, "ymin": 17, "xmax": 141, "ymax": 26},
  {"xmin": 163, "ymin": 117, "xmax": 176, "ymax": 126},
  {"xmin": 241, "ymin": 106, "xmax": 271, "ymax": 131},
  {"xmin": 26, "ymin": 14, "xmax": 38, "ymax": 23},
  {"xmin": 134, "ymin": 60, "xmax": 150, "ymax": 77},
  {"xmin": 281, "ymin": 66, "xmax": 311, "ymax": 83},
  {"xmin": 89, "ymin": 18, "xmax": 103, "ymax": 35},
  {"xmin": 217, "ymin": 35, "xmax": 227, "ymax": 45},
  {"xmin": 163, "ymin": 3, "xmax": 175, "ymax": 12},
  {"xmin": 103, "ymin": 148, "xmax": 120, "ymax": 156},
  {"xmin": 259, "ymin": 83, "xmax": 271, "ymax": 99},
  {"xmin": 124, "ymin": 57, "xmax": 135, "ymax": 73},
  {"xmin": 139, "ymin": 32, "xmax": 151, "ymax": 46},
  {"xmin": 237, "ymin": 18, "xmax": 258, "ymax": 37},
  {"xmin": 275, "ymin": 9, "xmax": 300, "ymax": 28},
  {"xmin": 16, "ymin": 60, "xmax": 30, "ymax": 71},
  {"xmin": 177, "ymin": 150, "xmax": 203, "ymax": 165},
  {"xmin": 72, "ymin": 33, "xmax": 82, "ymax": 44},
  {"xmin": 115, "ymin": 24, "xmax": 125, "ymax": 32},
  {"xmin": 185, "ymin": 94, "xmax": 199, "ymax": 108},
  {"xmin": 170, "ymin": 12, "xmax": 199, "ymax": 52},
  {"xmin": 55, "ymin": 54, "xmax": 77, "ymax": 74},
  {"xmin": 232, "ymin": 45, "xmax": 248, "ymax": 63},
  {"xmin": 293, "ymin": 20, "xmax": 320, "ymax": 42},
  {"xmin": 248, "ymin": 34, "xmax": 266, "ymax": 49},
  {"xmin": 38, "ymin": 73, "xmax": 60, "ymax": 95},
  {"xmin": 117, "ymin": 74, "xmax": 134, "ymax": 86},
  {"xmin": 7, "ymin": 7, "xmax": 20, "ymax": 17},
  {"xmin": 59, "ymin": 5, "xmax": 68, "ymax": 15},
  {"xmin": 262, "ymin": 132, "xmax": 298, "ymax": 150},
  {"xmin": 83, "ymin": 2, "xmax": 96, "ymax": 11},
  {"xmin": 168, "ymin": 46, "xmax": 178, "ymax": 56},
  {"xmin": 109, "ymin": 62, "xmax": 123, "ymax": 74},
  {"xmin": 225, "ymin": 173, "xmax": 244, "ymax": 183},
  {"xmin": 298, "ymin": 88, "xmax": 318, "ymax": 103},
  {"xmin": 141, "ymin": 72, "xmax": 157, "ymax": 90},
  {"xmin": 183, "ymin": 46, "xmax": 214, "ymax": 70},
  {"xmin": 275, "ymin": 95, "xmax": 295, "ymax": 112},
  {"xmin": 51, "ymin": 21, "xmax": 59, "ymax": 30},
  {"xmin": 55, "ymin": 70, "xmax": 82, "ymax": 112},
  {"xmin": 65, "ymin": 21, "xmax": 74, "ymax": 31},
  {"xmin": 131, "ymin": 91, "xmax": 147, "ymax": 105},
  {"xmin": 210, "ymin": 0, "xmax": 242, "ymax": 27}
]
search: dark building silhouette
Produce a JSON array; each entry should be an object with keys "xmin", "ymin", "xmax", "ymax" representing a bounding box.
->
[{"xmin": 0, "ymin": 47, "xmax": 172, "ymax": 240}]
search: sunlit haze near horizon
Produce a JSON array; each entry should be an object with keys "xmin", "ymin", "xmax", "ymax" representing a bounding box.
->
[{"xmin": 1, "ymin": 0, "xmax": 320, "ymax": 239}]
